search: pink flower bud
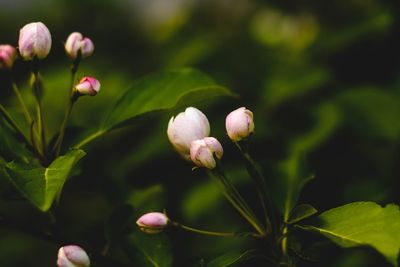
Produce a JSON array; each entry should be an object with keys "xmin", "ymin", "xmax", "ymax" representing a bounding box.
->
[
  {"xmin": 136, "ymin": 212, "xmax": 169, "ymax": 234},
  {"xmin": 190, "ymin": 137, "xmax": 223, "ymax": 169},
  {"xmin": 18, "ymin": 22, "xmax": 51, "ymax": 60},
  {"xmin": 167, "ymin": 107, "xmax": 210, "ymax": 160},
  {"xmin": 65, "ymin": 32, "xmax": 94, "ymax": 59},
  {"xmin": 57, "ymin": 245, "xmax": 90, "ymax": 267},
  {"xmin": 0, "ymin": 45, "xmax": 17, "ymax": 70},
  {"xmin": 75, "ymin": 77, "xmax": 101, "ymax": 96},
  {"xmin": 225, "ymin": 107, "xmax": 255, "ymax": 142}
]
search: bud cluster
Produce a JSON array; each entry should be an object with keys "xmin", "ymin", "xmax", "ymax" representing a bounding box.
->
[{"xmin": 167, "ymin": 106, "xmax": 255, "ymax": 169}]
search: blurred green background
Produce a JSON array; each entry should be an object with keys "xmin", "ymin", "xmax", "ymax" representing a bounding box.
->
[{"xmin": 0, "ymin": 0, "xmax": 399, "ymax": 266}]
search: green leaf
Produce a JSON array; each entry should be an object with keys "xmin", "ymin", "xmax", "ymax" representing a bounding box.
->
[
  {"xmin": 286, "ymin": 204, "xmax": 318, "ymax": 224},
  {"xmin": 124, "ymin": 231, "xmax": 172, "ymax": 267},
  {"xmin": 74, "ymin": 68, "xmax": 233, "ymax": 148},
  {"xmin": 3, "ymin": 149, "xmax": 86, "ymax": 211},
  {"xmin": 272, "ymin": 152, "xmax": 315, "ymax": 220},
  {"xmin": 207, "ymin": 250, "xmax": 259, "ymax": 267},
  {"xmin": 0, "ymin": 119, "xmax": 34, "ymax": 163},
  {"xmin": 299, "ymin": 202, "xmax": 400, "ymax": 266},
  {"xmin": 105, "ymin": 204, "xmax": 135, "ymax": 250}
]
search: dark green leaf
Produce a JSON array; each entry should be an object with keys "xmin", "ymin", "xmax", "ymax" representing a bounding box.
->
[
  {"xmin": 299, "ymin": 202, "xmax": 400, "ymax": 266},
  {"xmin": 272, "ymin": 152, "xmax": 315, "ymax": 220},
  {"xmin": 286, "ymin": 204, "xmax": 318, "ymax": 224},
  {"xmin": 74, "ymin": 68, "xmax": 233, "ymax": 148},
  {"xmin": 105, "ymin": 204, "xmax": 135, "ymax": 249},
  {"xmin": 3, "ymin": 149, "xmax": 86, "ymax": 211},
  {"xmin": 207, "ymin": 250, "xmax": 258, "ymax": 267},
  {"xmin": 124, "ymin": 231, "xmax": 172, "ymax": 267},
  {"xmin": 0, "ymin": 119, "xmax": 34, "ymax": 163}
]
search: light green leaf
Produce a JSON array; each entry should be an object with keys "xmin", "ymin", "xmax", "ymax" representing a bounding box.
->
[
  {"xmin": 286, "ymin": 204, "xmax": 318, "ymax": 224},
  {"xmin": 207, "ymin": 250, "xmax": 259, "ymax": 267},
  {"xmin": 299, "ymin": 202, "xmax": 400, "ymax": 266},
  {"xmin": 3, "ymin": 149, "xmax": 86, "ymax": 211},
  {"xmin": 74, "ymin": 68, "xmax": 233, "ymax": 148}
]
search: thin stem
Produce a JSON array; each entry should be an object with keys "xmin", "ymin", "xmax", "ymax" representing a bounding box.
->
[
  {"xmin": 52, "ymin": 58, "xmax": 80, "ymax": 157},
  {"xmin": 0, "ymin": 104, "xmax": 32, "ymax": 148},
  {"xmin": 235, "ymin": 141, "xmax": 277, "ymax": 236},
  {"xmin": 32, "ymin": 62, "xmax": 47, "ymax": 163},
  {"xmin": 29, "ymin": 120, "xmax": 44, "ymax": 161},
  {"xmin": 53, "ymin": 96, "xmax": 76, "ymax": 157},
  {"xmin": 207, "ymin": 168, "xmax": 266, "ymax": 236},
  {"xmin": 11, "ymin": 82, "xmax": 32, "ymax": 124},
  {"xmin": 170, "ymin": 221, "xmax": 262, "ymax": 238}
]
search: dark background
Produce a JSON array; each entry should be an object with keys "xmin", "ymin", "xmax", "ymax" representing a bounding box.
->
[{"xmin": 0, "ymin": 0, "xmax": 399, "ymax": 266}]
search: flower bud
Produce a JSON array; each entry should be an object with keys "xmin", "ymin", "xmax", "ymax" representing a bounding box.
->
[
  {"xmin": 65, "ymin": 32, "xmax": 94, "ymax": 60},
  {"xmin": 57, "ymin": 245, "xmax": 90, "ymax": 267},
  {"xmin": 136, "ymin": 212, "xmax": 169, "ymax": 234},
  {"xmin": 225, "ymin": 107, "xmax": 255, "ymax": 142},
  {"xmin": 190, "ymin": 137, "xmax": 223, "ymax": 169},
  {"xmin": 167, "ymin": 107, "xmax": 210, "ymax": 160},
  {"xmin": 75, "ymin": 77, "xmax": 101, "ymax": 96},
  {"xmin": 18, "ymin": 22, "xmax": 51, "ymax": 60},
  {"xmin": 0, "ymin": 45, "xmax": 17, "ymax": 70}
]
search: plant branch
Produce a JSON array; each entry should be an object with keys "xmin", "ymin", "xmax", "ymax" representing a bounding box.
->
[{"xmin": 170, "ymin": 220, "xmax": 262, "ymax": 238}]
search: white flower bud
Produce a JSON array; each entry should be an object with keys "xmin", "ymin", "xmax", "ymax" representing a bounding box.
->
[
  {"xmin": 225, "ymin": 107, "xmax": 255, "ymax": 142},
  {"xmin": 65, "ymin": 32, "xmax": 94, "ymax": 59},
  {"xmin": 136, "ymin": 212, "xmax": 169, "ymax": 234},
  {"xmin": 167, "ymin": 107, "xmax": 210, "ymax": 160},
  {"xmin": 57, "ymin": 245, "xmax": 90, "ymax": 267},
  {"xmin": 0, "ymin": 44, "xmax": 17, "ymax": 69},
  {"xmin": 18, "ymin": 22, "xmax": 51, "ymax": 60},
  {"xmin": 75, "ymin": 77, "xmax": 101, "ymax": 96},
  {"xmin": 190, "ymin": 137, "xmax": 223, "ymax": 169}
]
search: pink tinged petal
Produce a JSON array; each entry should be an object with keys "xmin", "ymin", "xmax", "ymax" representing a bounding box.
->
[
  {"xmin": 80, "ymin": 38, "xmax": 94, "ymax": 58},
  {"xmin": 58, "ymin": 246, "xmax": 90, "ymax": 267},
  {"xmin": 0, "ymin": 45, "xmax": 17, "ymax": 69},
  {"xmin": 167, "ymin": 107, "xmax": 210, "ymax": 159},
  {"xmin": 136, "ymin": 212, "xmax": 168, "ymax": 234},
  {"xmin": 204, "ymin": 137, "xmax": 223, "ymax": 159},
  {"xmin": 75, "ymin": 77, "xmax": 101, "ymax": 96},
  {"xmin": 65, "ymin": 32, "xmax": 83, "ymax": 59},
  {"xmin": 18, "ymin": 22, "xmax": 51, "ymax": 60},
  {"xmin": 226, "ymin": 107, "xmax": 255, "ymax": 142},
  {"xmin": 190, "ymin": 137, "xmax": 223, "ymax": 169}
]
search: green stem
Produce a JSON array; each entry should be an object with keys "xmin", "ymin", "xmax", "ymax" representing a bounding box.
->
[
  {"xmin": 0, "ymin": 104, "xmax": 32, "ymax": 147},
  {"xmin": 207, "ymin": 168, "xmax": 266, "ymax": 236},
  {"xmin": 32, "ymin": 61, "xmax": 47, "ymax": 164},
  {"xmin": 170, "ymin": 221, "xmax": 261, "ymax": 238},
  {"xmin": 52, "ymin": 59, "xmax": 80, "ymax": 157},
  {"xmin": 53, "ymin": 96, "xmax": 77, "ymax": 157},
  {"xmin": 235, "ymin": 141, "xmax": 277, "ymax": 236},
  {"xmin": 11, "ymin": 82, "xmax": 32, "ymax": 124}
]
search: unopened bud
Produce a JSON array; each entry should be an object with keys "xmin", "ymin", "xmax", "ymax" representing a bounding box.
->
[
  {"xmin": 167, "ymin": 107, "xmax": 210, "ymax": 160},
  {"xmin": 57, "ymin": 245, "xmax": 90, "ymax": 267},
  {"xmin": 190, "ymin": 137, "xmax": 223, "ymax": 169},
  {"xmin": 75, "ymin": 77, "xmax": 100, "ymax": 96},
  {"xmin": 18, "ymin": 22, "xmax": 51, "ymax": 60},
  {"xmin": 225, "ymin": 107, "xmax": 255, "ymax": 142},
  {"xmin": 0, "ymin": 45, "xmax": 17, "ymax": 69},
  {"xmin": 136, "ymin": 212, "xmax": 169, "ymax": 234},
  {"xmin": 65, "ymin": 32, "xmax": 94, "ymax": 60}
]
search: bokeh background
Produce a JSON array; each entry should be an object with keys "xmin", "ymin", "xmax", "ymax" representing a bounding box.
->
[{"xmin": 0, "ymin": 0, "xmax": 399, "ymax": 266}]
